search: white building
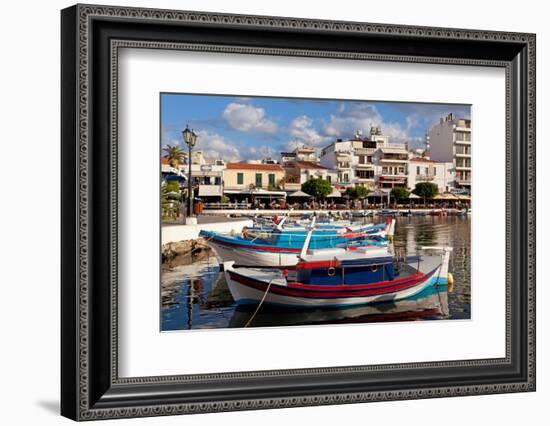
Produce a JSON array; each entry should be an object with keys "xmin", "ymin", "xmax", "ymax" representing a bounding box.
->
[
  {"xmin": 320, "ymin": 127, "xmax": 410, "ymax": 191},
  {"xmin": 280, "ymin": 145, "xmax": 318, "ymax": 164},
  {"xmin": 187, "ymin": 152, "xmax": 226, "ymax": 199},
  {"xmin": 427, "ymin": 113, "xmax": 472, "ymax": 193},
  {"xmin": 282, "ymin": 161, "xmax": 338, "ymax": 192},
  {"xmin": 407, "ymin": 157, "xmax": 454, "ymax": 193}
]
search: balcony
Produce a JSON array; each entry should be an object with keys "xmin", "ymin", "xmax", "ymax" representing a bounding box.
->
[
  {"xmin": 455, "ymin": 152, "xmax": 471, "ymax": 157},
  {"xmin": 355, "ymin": 163, "xmax": 375, "ymax": 169},
  {"xmin": 416, "ymin": 174, "xmax": 435, "ymax": 181},
  {"xmin": 337, "ymin": 163, "xmax": 351, "ymax": 169},
  {"xmin": 379, "ymin": 157, "xmax": 408, "ymax": 163},
  {"xmin": 379, "ymin": 174, "xmax": 407, "ymax": 183},
  {"xmin": 455, "ymin": 178, "xmax": 472, "ymax": 185},
  {"xmin": 354, "ymin": 147, "xmax": 376, "ymax": 155},
  {"xmin": 455, "ymin": 165, "xmax": 471, "ymax": 170}
]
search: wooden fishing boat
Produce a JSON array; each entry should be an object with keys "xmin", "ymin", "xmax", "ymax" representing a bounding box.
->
[
  {"xmin": 200, "ymin": 220, "xmax": 394, "ymax": 267},
  {"xmin": 228, "ymin": 285, "xmax": 449, "ymax": 327},
  {"xmin": 223, "ymin": 245, "xmax": 452, "ymax": 308}
]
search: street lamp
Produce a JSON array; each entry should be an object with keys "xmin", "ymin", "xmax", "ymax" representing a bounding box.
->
[{"xmin": 182, "ymin": 125, "xmax": 198, "ymax": 221}]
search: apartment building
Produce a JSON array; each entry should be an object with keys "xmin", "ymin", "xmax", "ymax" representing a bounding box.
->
[
  {"xmin": 282, "ymin": 161, "xmax": 338, "ymax": 192},
  {"xmin": 427, "ymin": 113, "xmax": 472, "ymax": 194},
  {"xmin": 320, "ymin": 127, "xmax": 410, "ymax": 191},
  {"xmin": 407, "ymin": 157, "xmax": 454, "ymax": 193},
  {"xmin": 373, "ymin": 144, "xmax": 409, "ymax": 190}
]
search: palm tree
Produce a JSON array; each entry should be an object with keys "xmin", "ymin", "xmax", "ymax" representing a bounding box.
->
[{"xmin": 162, "ymin": 144, "xmax": 186, "ymax": 168}]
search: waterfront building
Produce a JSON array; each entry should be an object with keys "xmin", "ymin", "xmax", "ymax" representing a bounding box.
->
[
  {"xmin": 320, "ymin": 127, "xmax": 409, "ymax": 191},
  {"xmin": 282, "ymin": 161, "xmax": 338, "ymax": 192},
  {"xmin": 223, "ymin": 162, "xmax": 285, "ymax": 192},
  {"xmin": 427, "ymin": 113, "xmax": 472, "ymax": 194},
  {"xmin": 373, "ymin": 143, "xmax": 409, "ymax": 191},
  {"xmin": 407, "ymin": 157, "xmax": 454, "ymax": 193}
]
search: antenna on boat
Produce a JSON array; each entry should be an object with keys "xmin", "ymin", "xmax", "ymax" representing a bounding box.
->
[{"xmin": 300, "ymin": 216, "xmax": 316, "ymax": 260}]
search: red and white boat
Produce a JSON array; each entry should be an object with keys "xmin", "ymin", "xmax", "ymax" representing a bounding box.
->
[{"xmin": 223, "ymin": 244, "xmax": 452, "ymax": 309}]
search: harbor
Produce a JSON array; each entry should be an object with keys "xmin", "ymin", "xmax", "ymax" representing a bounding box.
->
[
  {"xmin": 161, "ymin": 215, "xmax": 470, "ymax": 330},
  {"xmin": 160, "ymin": 101, "xmax": 472, "ymax": 331}
]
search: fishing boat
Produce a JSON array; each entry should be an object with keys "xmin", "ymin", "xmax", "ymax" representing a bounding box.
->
[
  {"xmin": 200, "ymin": 219, "xmax": 394, "ymax": 267},
  {"xmin": 378, "ymin": 209, "xmax": 400, "ymax": 217},
  {"xmin": 223, "ymin": 229, "xmax": 452, "ymax": 308},
  {"xmin": 228, "ymin": 285, "xmax": 449, "ymax": 327}
]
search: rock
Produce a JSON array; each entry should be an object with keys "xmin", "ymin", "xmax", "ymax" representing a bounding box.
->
[{"xmin": 161, "ymin": 238, "xmax": 213, "ymax": 268}]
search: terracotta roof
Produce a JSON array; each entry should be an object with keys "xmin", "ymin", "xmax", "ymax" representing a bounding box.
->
[
  {"xmin": 410, "ymin": 157, "xmax": 434, "ymax": 163},
  {"xmin": 226, "ymin": 162, "xmax": 283, "ymax": 171},
  {"xmin": 289, "ymin": 161, "xmax": 330, "ymax": 170}
]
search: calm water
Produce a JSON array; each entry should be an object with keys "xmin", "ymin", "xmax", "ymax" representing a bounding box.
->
[{"xmin": 161, "ymin": 215, "xmax": 471, "ymax": 331}]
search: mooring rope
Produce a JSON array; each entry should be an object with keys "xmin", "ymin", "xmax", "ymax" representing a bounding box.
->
[{"xmin": 244, "ymin": 276, "xmax": 276, "ymax": 328}]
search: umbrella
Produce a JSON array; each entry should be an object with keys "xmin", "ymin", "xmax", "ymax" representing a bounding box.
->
[
  {"xmin": 408, "ymin": 193, "xmax": 420, "ymax": 199},
  {"xmin": 433, "ymin": 193, "xmax": 458, "ymax": 200},
  {"xmin": 288, "ymin": 190, "xmax": 312, "ymax": 198},
  {"xmin": 367, "ymin": 190, "xmax": 387, "ymax": 198}
]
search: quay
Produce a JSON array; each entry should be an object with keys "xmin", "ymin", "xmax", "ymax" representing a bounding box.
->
[
  {"xmin": 197, "ymin": 208, "xmax": 466, "ymax": 217},
  {"xmin": 162, "ymin": 215, "xmax": 252, "ymax": 244}
]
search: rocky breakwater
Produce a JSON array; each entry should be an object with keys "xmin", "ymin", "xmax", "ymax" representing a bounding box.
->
[{"xmin": 161, "ymin": 238, "xmax": 213, "ymax": 270}]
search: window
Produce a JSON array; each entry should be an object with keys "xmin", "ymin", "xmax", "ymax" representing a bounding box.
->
[
  {"xmin": 416, "ymin": 166, "xmax": 420, "ymax": 174},
  {"xmin": 327, "ymin": 176, "xmax": 331, "ymax": 183},
  {"xmin": 255, "ymin": 173, "xmax": 262, "ymax": 188},
  {"xmin": 269, "ymin": 173, "xmax": 276, "ymax": 187},
  {"xmin": 237, "ymin": 172, "xmax": 244, "ymax": 185},
  {"xmin": 357, "ymin": 170, "xmax": 374, "ymax": 179}
]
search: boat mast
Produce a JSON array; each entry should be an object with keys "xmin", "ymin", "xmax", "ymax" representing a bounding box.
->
[{"xmin": 299, "ymin": 216, "xmax": 316, "ymax": 260}]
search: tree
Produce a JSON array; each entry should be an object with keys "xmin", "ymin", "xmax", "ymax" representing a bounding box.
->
[
  {"xmin": 162, "ymin": 144, "xmax": 186, "ymax": 168},
  {"xmin": 301, "ymin": 179, "xmax": 332, "ymax": 201},
  {"xmin": 161, "ymin": 180, "xmax": 182, "ymax": 220},
  {"xmin": 346, "ymin": 186, "xmax": 369, "ymax": 200},
  {"xmin": 391, "ymin": 186, "xmax": 410, "ymax": 201},
  {"xmin": 413, "ymin": 182, "xmax": 438, "ymax": 204}
]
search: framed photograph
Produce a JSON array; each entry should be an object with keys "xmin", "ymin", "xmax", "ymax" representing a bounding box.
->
[{"xmin": 61, "ymin": 4, "xmax": 536, "ymax": 421}]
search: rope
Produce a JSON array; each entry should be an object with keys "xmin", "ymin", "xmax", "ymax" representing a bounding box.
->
[{"xmin": 244, "ymin": 276, "xmax": 276, "ymax": 328}]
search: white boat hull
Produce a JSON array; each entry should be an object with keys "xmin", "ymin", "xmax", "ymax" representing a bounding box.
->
[{"xmin": 208, "ymin": 240, "xmax": 301, "ymax": 267}]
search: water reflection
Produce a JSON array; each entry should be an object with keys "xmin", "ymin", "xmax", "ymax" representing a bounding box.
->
[{"xmin": 161, "ymin": 216, "xmax": 471, "ymax": 331}]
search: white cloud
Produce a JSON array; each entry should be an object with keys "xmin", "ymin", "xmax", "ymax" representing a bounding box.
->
[
  {"xmin": 195, "ymin": 130, "xmax": 241, "ymax": 161},
  {"xmin": 287, "ymin": 115, "xmax": 331, "ymax": 148},
  {"xmin": 322, "ymin": 103, "xmax": 411, "ymax": 144},
  {"xmin": 222, "ymin": 103, "xmax": 278, "ymax": 133}
]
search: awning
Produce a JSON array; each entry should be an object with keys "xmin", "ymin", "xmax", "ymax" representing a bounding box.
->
[
  {"xmin": 198, "ymin": 185, "xmax": 222, "ymax": 197},
  {"xmin": 288, "ymin": 190, "xmax": 312, "ymax": 198},
  {"xmin": 368, "ymin": 190, "xmax": 388, "ymax": 197},
  {"xmin": 244, "ymin": 188, "xmax": 287, "ymax": 198}
]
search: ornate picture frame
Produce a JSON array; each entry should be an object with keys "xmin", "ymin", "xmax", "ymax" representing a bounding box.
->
[{"xmin": 61, "ymin": 4, "xmax": 535, "ymax": 420}]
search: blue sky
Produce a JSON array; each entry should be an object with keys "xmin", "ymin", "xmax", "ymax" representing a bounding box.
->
[{"xmin": 161, "ymin": 93, "xmax": 470, "ymax": 161}]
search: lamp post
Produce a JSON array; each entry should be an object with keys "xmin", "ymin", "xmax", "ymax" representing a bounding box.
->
[{"xmin": 182, "ymin": 125, "xmax": 198, "ymax": 222}]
